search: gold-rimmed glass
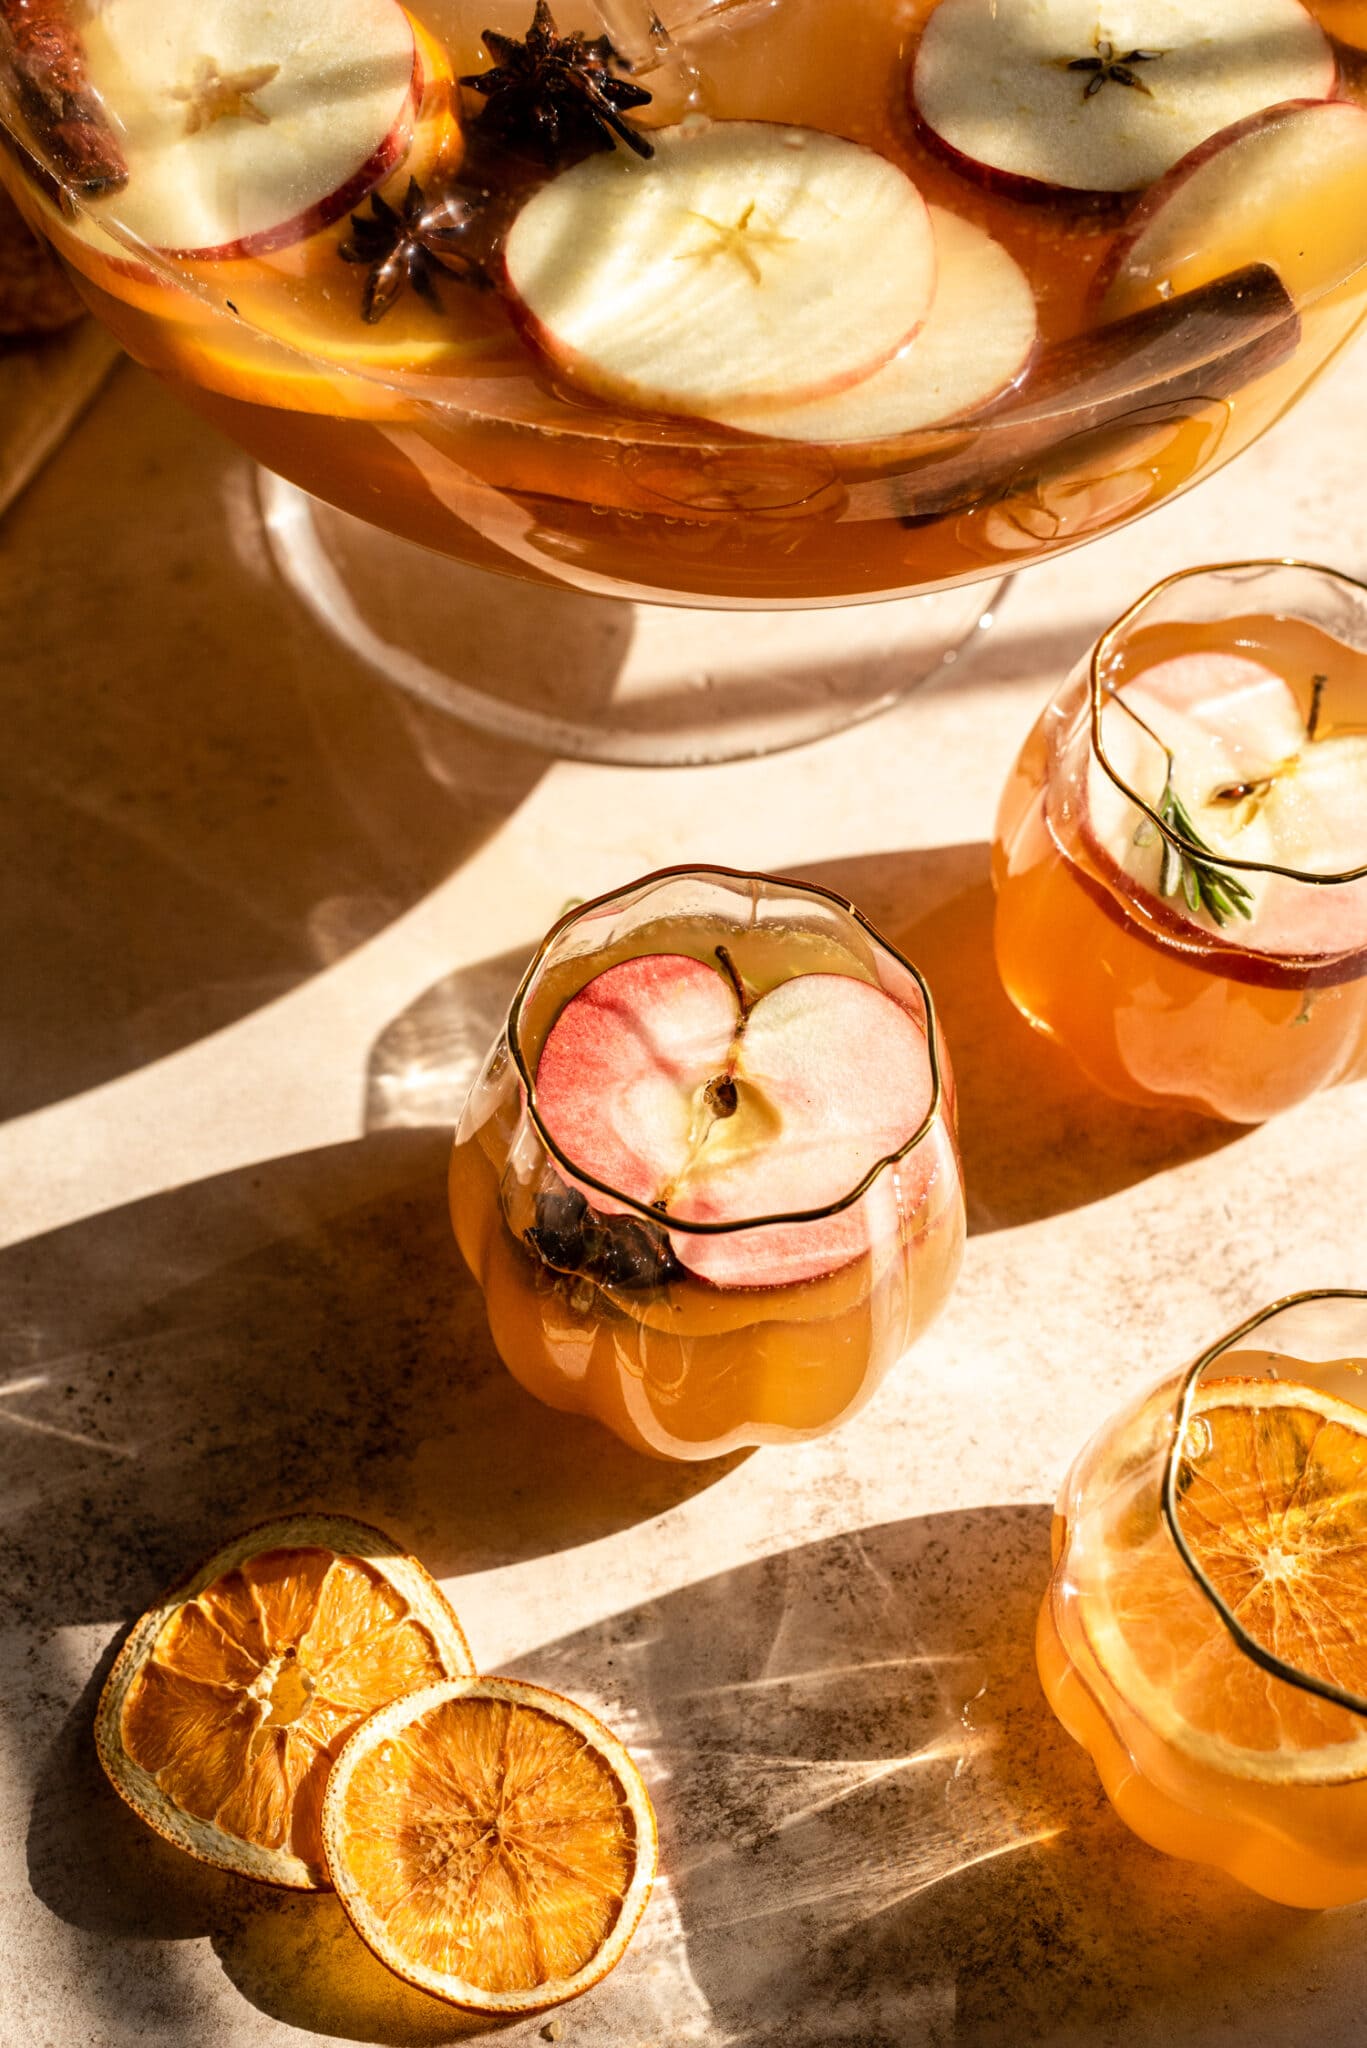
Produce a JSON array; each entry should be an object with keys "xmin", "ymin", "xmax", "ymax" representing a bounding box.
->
[
  {"xmin": 450, "ymin": 865, "xmax": 965, "ymax": 1460},
  {"xmin": 993, "ymin": 559, "xmax": 1367, "ymax": 1122},
  {"xmin": 1040, "ymin": 1290, "xmax": 1367, "ymax": 1908}
]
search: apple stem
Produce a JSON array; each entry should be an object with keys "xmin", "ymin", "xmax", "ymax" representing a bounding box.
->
[
  {"xmin": 713, "ymin": 943, "xmax": 753, "ymax": 1022},
  {"xmin": 1308, "ymin": 674, "xmax": 1328, "ymax": 743}
]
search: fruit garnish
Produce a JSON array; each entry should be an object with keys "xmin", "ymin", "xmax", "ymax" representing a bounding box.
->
[
  {"xmin": 910, "ymin": 0, "xmax": 1335, "ymax": 197},
  {"xmin": 1084, "ymin": 651, "xmax": 1367, "ymax": 955},
  {"xmin": 94, "ymin": 1515, "xmax": 474, "ymax": 1888},
  {"xmin": 710, "ymin": 207, "xmax": 1035, "ymax": 444},
  {"xmin": 459, "ymin": 0, "xmax": 653, "ymax": 165},
  {"xmin": 0, "ymin": 181, "xmax": 83, "ymax": 333},
  {"xmin": 81, "ymin": 0, "xmax": 423, "ymax": 259},
  {"xmin": 0, "ymin": 0, "xmax": 127, "ymax": 191},
  {"xmin": 1098, "ymin": 99, "xmax": 1367, "ymax": 318},
  {"xmin": 323, "ymin": 1675, "xmax": 657, "ymax": 2015},
  {"xmin": 340, "ymin": 175, "xmax": 494, "ymax": 322},
  {"xmin": 503, "ymin": 120, "xmax": 937, "ymax": 418},
  {"xmin": 533, "ymin": 950, "xmax": 936, "ymax": 1288},
  {"xmin": 1083, "ymin": 1378, "xmax": 1367, "ymax": 1777}
]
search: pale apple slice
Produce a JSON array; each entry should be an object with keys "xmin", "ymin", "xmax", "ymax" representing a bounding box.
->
[
  {"xmin": 503, "ymin": 121, "xmax": 938, "ymax": 417},
  {"xmin": 1081, "ymin": 653, "xmax": 1367, "ymax": 959},
  {"xmin": 1099, "ymin": 99, "xmax": 1367, "ymax": 319},
  {"xmin": 533, "ymin": 952, "xmax": 936, "ymax": 1289},
  {"xmin": 705, "ymin": 208, "xmax": 1036, "ymax": 444},
  {"xmin": 185, "ymin": 21, "xmax": 490, "ymax": 384},
  {"xmin": 82, "ymin": 0, "xmax": 421, "ymax": 259},
  {"xmin": 910, "ymin": 0, "xmax": 1335, "ymax": 198}
]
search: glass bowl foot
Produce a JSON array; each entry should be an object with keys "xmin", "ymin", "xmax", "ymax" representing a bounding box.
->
[{"xmin": 258, "ymin": 468, "xmax": 1012, "ymax": 766}]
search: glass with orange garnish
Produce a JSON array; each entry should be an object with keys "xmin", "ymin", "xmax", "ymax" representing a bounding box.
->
[
  {"xmin": 1039, "ymin": 1290, "xmax": 1367, "ymax": 1908},
  {"xmin": 449, "ymin": 865, "xmax": 965, "ymax": 1459},
  {"xmin": 2, "ymin": 0, "xmax": 1366, "ymax": 758},
  {"xmin": 993, "ymin": 560, "xmax": 1367, "ymax": 1123}
]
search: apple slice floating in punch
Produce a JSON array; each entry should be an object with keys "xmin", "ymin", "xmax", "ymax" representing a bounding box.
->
[
  {"xmin": 1098, "ymin": 99, "xmax": 1367, "ymax": 318},
  {"xmin": 533, "ymin": 953, "xmax": 937, "ymax": 1288},
  {"xmin": 1081, "ymin": 654, "xmax": 1367, "ymax": 962},
  {"xmin": 81, "ymin": 0, "xmax": 423, "ymax": 259},
  {"xmin": 909, "ymin": 0, "xmax": 1335, "ymax": 199},
  {"xmin": 705, "ymin": 209, "xmax": 1037, "ymax": 445},
  {"xmin": 503, "ymin": 121, "xmax": 938, "ymax": 417}
]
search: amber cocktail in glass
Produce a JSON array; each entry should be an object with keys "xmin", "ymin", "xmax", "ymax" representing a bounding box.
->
[
  {"xmin": 450, "ymin": 866, "xmax": 964, "ymax": 1459},
  {"xmin": 1040, "ymin": 1290, "xmax": 1367, "ymax": 1908},
  {"xmin": 994, "ymin": 560, "xmax": 1367, "ymax": 1122}
]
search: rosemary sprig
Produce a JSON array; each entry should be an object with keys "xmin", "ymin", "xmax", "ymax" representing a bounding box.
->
[{"xmin": 1155, "ymin": 774, "xmax": 1255, "ymax": 928}]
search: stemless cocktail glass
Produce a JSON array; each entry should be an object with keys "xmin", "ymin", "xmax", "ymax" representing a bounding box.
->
[
  {"xmin": 450, "ymin": 866, "xmax": 964, "ymax": 1459},
  {"xmin": 2, "ymin": 1, "xmax": 1366, "ymax": 758},
  {"xmin": 994, "ymin": 560, "xmax": 1367, "ymax": 1123},
  {"xmin": 1040, "ymin": 1291, "xmax": 1367, "ymax": 1909}
]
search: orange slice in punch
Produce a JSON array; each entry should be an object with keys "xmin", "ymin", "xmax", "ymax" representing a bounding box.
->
[
  {"xmin": 323, "ymin": 1676, "xmax": 657, "ymax": 2014},
  {"xmin": 1084, "ymin": 1380, "xmax": 1367, "ymax": 1782},
  {"xmin": 95, "ymin": 1514, "xmax": 474, "ymax": 1886}
]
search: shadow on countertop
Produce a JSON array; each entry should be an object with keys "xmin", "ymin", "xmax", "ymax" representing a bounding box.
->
[{"xmin": 0, "ymin": 368, "xmax": 591, "ymax": 1120}]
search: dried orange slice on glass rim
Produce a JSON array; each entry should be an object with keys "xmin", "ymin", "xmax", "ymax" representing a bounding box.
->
[
  {"xmin": 95, "ymin": 1514, "xmax": 474, "ymax": 1887},
  {"xmin": 1082, "ymin": 1377, "xmax": 1367, "ymax": 1783},
  {"xmin": 323, "ymin": 1675, "xmax": 658, "ymax": 2015}
]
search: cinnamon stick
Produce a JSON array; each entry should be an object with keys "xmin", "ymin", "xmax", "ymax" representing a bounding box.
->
[{"xmin": 0, "ymin": 0, "xmax": 126, "ymax": 191}]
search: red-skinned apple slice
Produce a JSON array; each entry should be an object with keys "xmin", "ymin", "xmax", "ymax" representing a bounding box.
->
[
  {"xmin": 82, "ymin": 0, "xmax": 422, "ymax": 259},
  {"xmin": 910, "ymin": 0, "xmax": 1335, "ymax": 198},
  {"xmin": 533, "ymin": 953, "xmax": 937, "ymax": 1288},
  {"xmin": 1098, "ymin": 99, "xmax": 1367, "ymax": 319},
  {"xmin": 706, "ymin": 208, "xmax": 1036, "ymax": 444},
  {"xmin": 1081, "ymin": 653, "xmax": 1367, "ymax": 960},
  {"xmin": 503, "ymin": 121, "xmax": 938, "ymax": 417}
]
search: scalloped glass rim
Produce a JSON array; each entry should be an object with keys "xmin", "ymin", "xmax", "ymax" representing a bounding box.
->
[
  {"xmin": 1162, "ymin": 1286, "xmax": 1367, "ymax": 1719},
  {"xmin": 504, "ymin": 862, "xmax": 950, "ymax": 1236},
  {"xmin": 1089, "ymin": 557, "xmax": 1367, "ymax": 888}
]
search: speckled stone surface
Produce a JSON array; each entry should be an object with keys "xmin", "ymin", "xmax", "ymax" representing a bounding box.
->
[{"xmin": 3, "ymin": 334, "xmax": 1367, "ymax": 2048}]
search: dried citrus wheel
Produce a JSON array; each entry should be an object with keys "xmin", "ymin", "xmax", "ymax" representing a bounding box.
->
[
  {"xmin": 95, "ymin": 1514, "xmax": 474, "ymax": 1887},
  {"xmin": 1082, "ymin": 1378, "xmax": 1367, "ymax": 1783},
  {"xmin": 322, "ymin": 1676, "xmax": 657, "ymax": 2014}
]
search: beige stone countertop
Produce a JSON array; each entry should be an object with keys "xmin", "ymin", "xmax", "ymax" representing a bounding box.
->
[{"xmin": 3, "ymin": 336, "xmax": 1367, "ymax": 2048}]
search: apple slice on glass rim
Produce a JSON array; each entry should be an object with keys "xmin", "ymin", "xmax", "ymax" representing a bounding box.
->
[
  {"xmin": 909, "ymin": 0, "xmax": 1335, "ymax": 199},
  {"xmin": 1081, "ymin": 652, "xmax": 1367, "ymax": 961},
  {"xmin": 81, "ymin": 0, "xmax": 426, "ymax": 260},
  {"xmin": 1097, "ymin": 98, "xmax": 1367, "ymax": 318},
  {"xmin": 503, "ymin": 121, "xmax": 938, "ymax": 418},
  {"xmin": 704, "ymin": 208, "xmax": 1036, "ymax": 445},
  {"xmin": 531, "ymin": 952, "xmax": 939, "ymax": 1289}
]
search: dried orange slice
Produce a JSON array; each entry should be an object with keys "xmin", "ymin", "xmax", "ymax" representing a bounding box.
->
[
  {"xmin": 323, "ymin": 1676, "xmax": 657, "ymax": 2014},
  {"xmin": 1082, "ymin": 1377, "xmax": 1367, "ymax": 1782},
  {"xmin": 95, "ymin": 1514, "xmax": 473, "ymax": 1887}
]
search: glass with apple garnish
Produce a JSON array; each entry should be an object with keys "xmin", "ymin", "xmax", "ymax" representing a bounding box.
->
[
  {"xmin": 2, "ymin": 0, "xmax": 1366, "ymax": 760},
  {"xmin": 449, "ymin": 865, "xmax": 965, "ymax": 1459},
  {"xmin": 993, "ymin": 560, "xmax": 1367, "ymax": 1123},
  {"xmin": 1039, "ymin": 1288, "xmax": 1367, "ymax": 1908}
]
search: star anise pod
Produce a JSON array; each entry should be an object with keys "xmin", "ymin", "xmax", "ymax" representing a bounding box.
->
[
  {"xmin": 339, "ymin": 176, "xmax": 494, "ymax": 324},
  {"xmin": 460, "ymin": 0, "xmax": 653, "ymax": 166}
]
